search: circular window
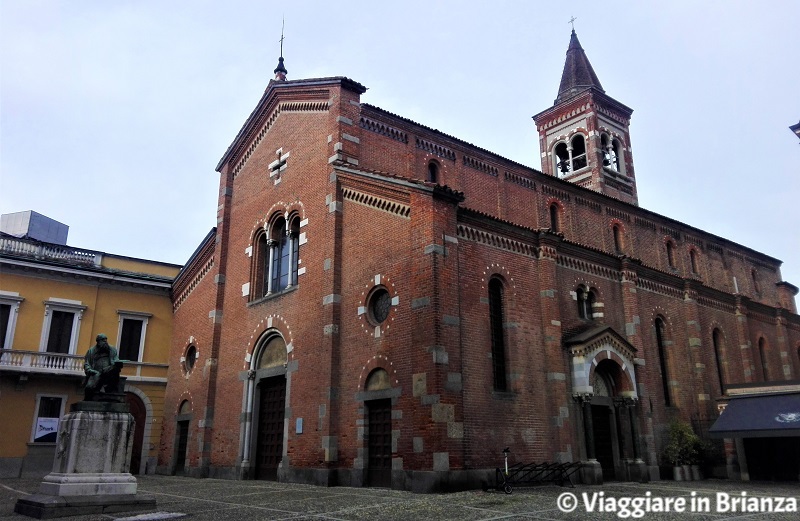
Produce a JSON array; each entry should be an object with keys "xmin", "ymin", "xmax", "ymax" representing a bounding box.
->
[
  {"xmin": 368, "ymin": 288, "xmax": 392, "ymax": 325},
  {"xmin": 183, "ymin": 345, "xmax": 197, "ymax": 374}
]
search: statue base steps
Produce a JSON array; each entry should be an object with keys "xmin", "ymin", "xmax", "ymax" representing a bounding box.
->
[{"xmin": 14, "ymin": 492, "xmax": 156, "ymax": 519}]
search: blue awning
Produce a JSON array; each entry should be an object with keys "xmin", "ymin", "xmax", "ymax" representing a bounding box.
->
[{"xmin": 709, "ymin": 392, "xmax": 800, "ymax": 438}]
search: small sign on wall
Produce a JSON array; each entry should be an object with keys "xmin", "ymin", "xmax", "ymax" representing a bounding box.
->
[
  {"xmin": 35, "ymin": 418, "xmax": 59, "ymax": 442},
  {"xmin": 295, "ymin": 418, "xmax": 303, "ymax": 434}
]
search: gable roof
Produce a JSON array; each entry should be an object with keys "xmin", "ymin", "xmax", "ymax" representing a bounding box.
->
[{"xmin": 216, "ymin": 77, "xmax": 367, "ymax": 172}]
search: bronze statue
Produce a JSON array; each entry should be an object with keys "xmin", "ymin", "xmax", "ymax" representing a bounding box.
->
[{"xmin": 83, "ymin": 333, "xmax": 123, "ymax": 400}]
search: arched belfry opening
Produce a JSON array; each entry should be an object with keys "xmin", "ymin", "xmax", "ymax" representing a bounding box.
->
[
  {"xmin": 240, "ymin": 331, "xmax": 290, "ymax": 481},
  {"xmin": 566, "ymin": 325, "xmax": 647, "ymax": 484}
]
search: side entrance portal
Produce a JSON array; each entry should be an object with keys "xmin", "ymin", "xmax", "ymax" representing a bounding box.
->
[
  {"xmin": 591, "ymin": 403, "xmax": 616, "ymax": 481},
  {"xmin": 367, "ymin": 398, "xmax": 392, "ymax": 488},
  {"xmin": 256, "ymin": 376, "xmax": 286, "ymax": 480}
]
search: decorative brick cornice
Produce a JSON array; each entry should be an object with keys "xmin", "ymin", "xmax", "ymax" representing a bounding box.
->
[
  {"xmin": 541, "ymin": 184, "xmax": 571, "ymax": 201},
  {"xmin": 605, "ymin": 207, "xmax": 631, "ymax": 223},
  {"xmin": 535, "ymin": 102, "xmax": 591, "ymax": 130},
  {"xmin": 360, "ymin": 116, "xmax": 408, "ymax": 144},
  {"xmin": 341, "ymin": 187, "xmax": 410, "ymax": 219},
  {"xmin": 596, "ymin": 104, "xmax": 630, "ymax": 126},
  {"xmin": 575, "ymin": 195, "xmax": 601, "ymax": 213},
  {"xmin": 415, "ymin": 137, "xmax": 455, "ymax": 161},
  {"xmin": 696, "ymin": 295, "xmax": 735, "ymax": 313},
  {"xmin": 504, "ymin": 171, "xmax": 536, "ymax": 190},
  {"xmin": 539, "ymin": 244, "xmax": 558, "ymax": 260},
  {"xmin": 558, "ymin": 255, "xmax": 621, "ymax": 281},
  {"xmin": 636, "ymin": 277, "xmax": 684, "ymax": 299},
  {"xmin": 457, "ymin": 225, "xmax": 537, "ymax": 257},
  {"xmin": 173, "ymin": 256, "xmax": 214, "ymax": 311},
  {"xmin": 463, "ymin": 155, "xmax": 498, "ymax": 177}
]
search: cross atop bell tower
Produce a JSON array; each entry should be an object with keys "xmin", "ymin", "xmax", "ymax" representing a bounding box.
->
[{"xmin": 533, "ymin": 29, "xmax": 638, "ymax": 205}]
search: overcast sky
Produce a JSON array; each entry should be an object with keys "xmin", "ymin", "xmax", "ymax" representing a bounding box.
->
[{"xmin": 2, "ymin": 1, "xmax": 798, "ymax": 288}]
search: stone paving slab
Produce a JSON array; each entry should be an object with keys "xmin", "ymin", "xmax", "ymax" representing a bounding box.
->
[{"xmin": 1, "ymin": 476, "xmax": 798, "ymax": 521}]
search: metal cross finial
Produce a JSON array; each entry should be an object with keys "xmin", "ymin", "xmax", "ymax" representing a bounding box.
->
[
  {"xmin": 279, "ymin": 17, "xmax": 285, "ymax": 56},
  {"xmin": 568, "ymin": 16, "xmax": 577, "ymax": 31}
]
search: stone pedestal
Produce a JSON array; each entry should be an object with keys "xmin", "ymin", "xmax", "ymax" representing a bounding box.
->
[
  {"xmin": 626, "ymin": 459, "xmax": 649, "ymax": 483},
  {"xmin": 15, "ymin": 401, "xmax": 155, "ymax": 519},
  {"xmin": 580, "ymin": 460, "xmax": 604, "ymax": 485}
]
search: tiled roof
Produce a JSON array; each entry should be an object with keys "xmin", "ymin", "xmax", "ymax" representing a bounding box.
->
[{"xmin": 361, "ymin": 104, "xmax": 539, "ymax": 175}]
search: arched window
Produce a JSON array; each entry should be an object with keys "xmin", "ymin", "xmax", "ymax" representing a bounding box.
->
[
  {"xmin": 427, "ymin": 161, "xmax": 439, "ymax": 183},
  {"xmin": 655, "ymin": 317, "xmax": 671, "ymax": 406},
  {"xmin": 751, "ymin": 268, "xmax": 760, "ymax": 294},
  {"xmin": 612, "ymin": 225, "xmax": 623, "ymax": 253},
  {"xmin": 577, "ymin": 287, "xmax": 587, "ymax": 318},
  {"xmin": 576, "ymin": 286, "xmax": 595, "ymax": 320},
  {"xmin": 758, "ymin": 337, "xmax": 768, "ymax": 381},
  {"xmin": 252, "ymin": 214, "xmax": 301, "ymax": 299},
  {"xmin": 666, "ymin": 241, "xmax": 676, "ymax": 269},
  {"xmin": 690, "ymin": 249, "xmax": 699, "ymax": 274},
  {"xmin": 549, "ymin": 203, "xmax": 560, "ymax": 232},
  {"xmin": 488, "ymin": 278, "xmax": 507, "ymax": 391},
  {"xmin": 269, "ymin": 215, "xmax": 300, "ymax": 293},
  {"xmin": 254, "ymin": 231, "xmax": 270, "ymax": 296},
  {"xmin": 712, "ymin": 329, "xmax": 725, "ymax": 394}
]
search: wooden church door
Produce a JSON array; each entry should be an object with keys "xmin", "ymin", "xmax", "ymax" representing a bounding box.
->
[
  {"xmin": 367, "ymin": 399, "xmax": 392, "ymax": 487},
  {"xmin": 256, "ymin": 376, "xmax": 286, "ymax": 480}
]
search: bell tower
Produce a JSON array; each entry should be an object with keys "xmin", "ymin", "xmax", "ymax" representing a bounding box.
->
[{"xmin": 533, "ymin": 30, "xmax": 638, "ymax": 205}]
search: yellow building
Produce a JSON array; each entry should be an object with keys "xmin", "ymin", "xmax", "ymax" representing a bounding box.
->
[{"xmin": 0, "ymin": 213, "xmax": 180, "ymax": 478}]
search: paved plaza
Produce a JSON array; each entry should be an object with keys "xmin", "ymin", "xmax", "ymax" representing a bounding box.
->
[{"xmin": 1, "ymin": 476, "xmax": 798, "ymax": 521}]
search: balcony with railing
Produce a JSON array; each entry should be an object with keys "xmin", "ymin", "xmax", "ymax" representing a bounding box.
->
[
  {"xmin": 0, "ymin": 236, "xmax": 102, "ymax": 266},
  {"xmin": 0, "ymin": 349, "xmax": 168, "ymax": 382}
]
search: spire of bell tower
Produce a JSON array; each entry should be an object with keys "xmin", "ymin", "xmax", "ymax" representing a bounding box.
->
[
  {"xmin": 556, "ymin": 29, "xmax": 604, "ymax": 104},
  {"xmin": 273, "ymin": 18, "xmax": 288, "ymax": 81}
]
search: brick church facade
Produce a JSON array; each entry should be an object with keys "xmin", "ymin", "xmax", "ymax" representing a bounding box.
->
[{"xmin": 158, "ymin": 32, "xmax": 800, "ymax": 489}]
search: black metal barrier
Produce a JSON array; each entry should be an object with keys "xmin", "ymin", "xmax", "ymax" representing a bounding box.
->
[{"xmin": 494, "ymin": 461, "xmax": 582, "ymax": 494}]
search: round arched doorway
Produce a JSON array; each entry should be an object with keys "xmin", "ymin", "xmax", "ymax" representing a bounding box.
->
[{"xmin": 253, "ymin": 334, "xmax": 288, "ymax": 481}]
